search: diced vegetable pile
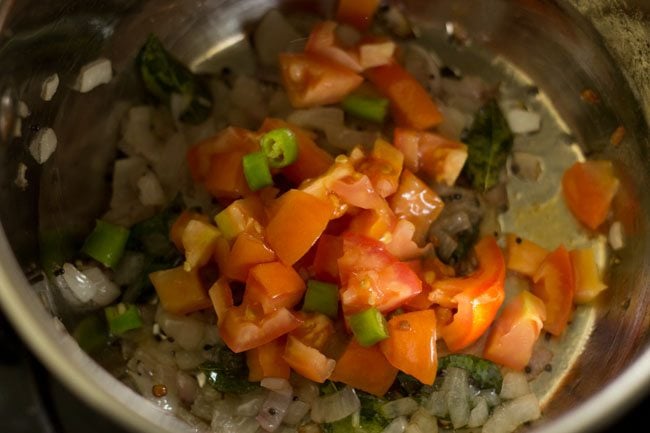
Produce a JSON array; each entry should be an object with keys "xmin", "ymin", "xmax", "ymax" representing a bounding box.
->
[{"xmin": 41, "ymin": 1, "xmax": 632, "ymax": 433}]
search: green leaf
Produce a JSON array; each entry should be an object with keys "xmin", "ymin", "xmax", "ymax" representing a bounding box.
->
[
  {"xmin": 462, "ymin": 99, "xmax": 513, "ymax": 191},
  {"xmin": 136, "ymin": 34, "xmax": 213, "ymax": 124},
  {"xmin": 438, "ymin": 354, "xmax": 503, "ymax": 392},
  {"xmin": 200, "ymin": 345, "xmax": 259, "ymax": 394}
]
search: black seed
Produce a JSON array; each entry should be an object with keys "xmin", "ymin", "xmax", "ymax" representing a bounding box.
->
[
  {"xmin": 524, "ymin": 365, "xmax": 532, "ymax": 374},
  {"xmin": 516, "ymin": 237, "xmax": 522, "ymax": 244},
  {"xmin": 268, "ymin": 408, "xmax": 278, "ymax": 416},
  {"xmin": 544, "ymin": 364, "xmax": 553, "ymax": 372}
]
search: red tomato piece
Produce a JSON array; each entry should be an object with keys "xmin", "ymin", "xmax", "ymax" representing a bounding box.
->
[
  {"xmin": 365, "ymin": 63, "xmax": 443, "ymax": 130},
  {"xmin": 247, "ymin": 338, "xmax": 291, "ymax": 381},
  {"xmin": 570, "ymin": 247, "xmax": 607, "ymax": 304},
  {"xmin": 335, "ymin": 0, "xmax": 381, "ymax": 31},
  {"xmin": 279, "ymin": 52, "xmax": 364, "ymax": 109},
  {"xmin": 330, "ymin": 339, "xmax": 398, "ymax": 396},
  {"xmin": 312, "ymin": 234, "xmax": 344, "ymax": 283},
  {"xmin": 338, "ymin": 234, "xmax": 422, "ymax": 314},
  {"xmin": 290, "ymin": 311, "xmax": 336, "ymax": 352},
  {"xmin": 219, "ymin": 305, "xmax": 302, "ymax": 353},
  {"xmin": 379, "ymin": 309, "xmax": 438, "ymax": 385},
  {"xmin": 305, "ymin": 21, "xmax": 362, "ymax": 72},
  {"xmin": 244, "ymin": 261, "xmax": 306, "ymax": 314},
  {"xmin": 225, "ymin": 232, "xmax": 276, "ymax": 282},
  {"xmin": 356, "ymin": 139, "xmax": 404, "ymax": 198},
  {"xmin": 504, "ymin": 233, "xmax": 549, "ymax": 278},
  {"xmin": 562, "ymin": 160, "xmax": 619, "ymax": 230},
  {"xmin": 203, "ymin": 150, "xmax": 252, "ymax": 199},
  {"xmin": 434, "ymin": 236, "xmax": 506, "ymax": 352},
  {"xmin": 283, "ymin": 336, "xmax": 336, "ymax": 383},
  {"xmin": 532, "ymin": 245, "xmax": 575, "ymax": 336},
  {"xmin": 208, "ymin": 277, "xmax": 233, "ymax": 326},
  {"xmin": 483, "ymin": 290, "xmax": 546, "ymax": 371}
]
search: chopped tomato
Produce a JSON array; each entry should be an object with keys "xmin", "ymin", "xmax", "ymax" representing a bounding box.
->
[
  {"xmin": 305, "ymin": 21, "xmax": 362, "ymax": 72},
  {"xmin": 532, "ymin": 245, "xmax": 575, "ymax": 336},
  {"xmin": 434, "ymin": 236, "xmax": 506, "ymax": 352},
  {"xmin": 393, "ymin": 128, "xmax": 468, "ymax": 186},
  {"xmin": 150, "ymin": 266, "xmax": 212, "ymax": 315},
  {"xmin": 266, "ymin": 189, "xmax": 332, "ymax": 265},
  {"xmin": 570, "ymin": 247, "xmax": 607, "ymax": 304},
  {"xmin": 214, "ymin": 195, "xmax": 266, "ymax": 241},
  {"xmin": 244, "ymin": 261, "xmax": 306, "ymax": 314},
  {"xmin": 291, "ymin": 312, "xmax": 336, "ymax": 351},
  {"xmin": 562, "ymin": 160, "xmax": 619, "ymax": 230},
  {"xmin": 365, "ymin": 63, "xmax": 443, "ymax": 130},
  {"xmin": 404, "ymin": 257, "xmax": 455, "ymax": 311},
  {"xmin": 279, "ymin": 52, "xmax": 364, "ymax": 109},
  {"xmin": 187, "ymin": 126, "xmax": 258, "ymax": 182},
  {"xmin": 356, "ymin": 139, "xmax": 404, "ymax": 198},
  {"xmin": 247, "ymin": 338, "xmax": 291, "ymax": 381},
  {"xmin": 181, "ymin": 219, "xmax": 222, "ymax": 271},
  {"xmin": 208, "ymin": 277, "xmax": 233, "ymax": 326},
  {"xmin": 338, "ymin": 234, "xmax": 422, "ymax": 314},
  {"xmin": 346, "ymin": 208, "xmax": 396, "ymax": 241},
  {"xmin": 170, "ymin": 210, "xmax": 211, "ymax": 252},
  {"xmin": 505, "ymin": 233, "xmax": 549, "ymax": 278},
  {"xmin": 384, "ymin": 219, "xmax": 432, "ymax": 261},
  {"xmin": 219, "ymin": 305, "xmax": 302, "ymax": 353},
  {"xmin": 335, "ymin": 0, "xmax": 381, "ymax": 31},
  {"xmin": 331, "ymin": 174, "xmax": 388, "ymax": 212},
  {"xmin": 483, "ymin": 290, "xmax": 546, "ymax": 371},
  {"xmin": 379, "ymin": 310, "xmax": 438, "ymax": 385},
  {"xmin": 389, "ymin": 169, "xmax": 445, "ymax": 245},
  {"xmin": 283, "ymin": 336, "xmax": 336, "ymax": 383},
  {"xmin": 330, "ymin": 339, "xmax": 398, "ymax": 396},
  {"xmin": 312, "ymin": 234, "xmax": 344, "ymax": 283},
  {"xmin": 225, "ymin": 232, "xmax": 276, "ymax": 282},
  {"xmin": 259, "ymin": 118, "xmax": 334, "ymax": 185},
  {"xmin": 203, "ymin": 150, "xmax": 252, "ymax": 199}
]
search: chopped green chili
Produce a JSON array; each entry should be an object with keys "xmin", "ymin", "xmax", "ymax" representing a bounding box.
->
[
  {"xmin": 260, "ymin": 128, "xmax": 299, "ymax": 168},
  {"xmin": 349, "ymin": 307, "xmax": 390, "ymax": 347},
  {"xmin": 81, "ymin": 220, "xmax": 130, "ymax": 268},
  {"xmin": 303, "ymin": 279, "xmax": 339, "ymax": 319},
  {"xmin": 72, "ymin": 314, "xmax": 109, "ymax": 354},
  {"xmin": 242, "ymin": 151, "xmax": 273, "ymax": 191},
  {"xmin": 104, "ymin": 303, "xmax": 143, "ymax": 336},
  {"xmin": 341, "ymin": 94, "xmax": 389, "ymax": 123}
]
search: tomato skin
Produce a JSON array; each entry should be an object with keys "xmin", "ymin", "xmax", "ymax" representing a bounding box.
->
[
  {"xmin": 562, "ymin": 160, "xmax": 619, "ymax": 230},
  {"xmin": 246, "ymin": 338, "xmax": 291, "ymax": 381},
  {"xmin": 243, "ymin": 261, "xmax": 306, "ymax": 314},
  {"xmin": 434, "ymin": 236, "xmax": 506, "ymax": 352},
  {"xmin": 483, "ymin": 290, "xmax": 546, "ymax": 371},
  {"xmin": 225, "ymin": 233, "xmax": 276, "ymax": 282},
  {"xmin": 532, "ymin": 245, "xmax": 575, "ymax": 336},
  {"xmin": 312, "ymin": 234, "xmax": 344, "ymax": 283},
  {"xmin": 283, "ymin": 336, "xmax": 336, "ymax": 383},
  {"xmin": 208, "ymin": 277, "xmax": 234, "ymax": 326},
  {"xmin": 219, "ymin": 305, "xmax": 302, "ymax": 353},
  {"xmin": 290, "ymin": 312, "xmax": 336, "ymax": 351},
  {"xmin": 279, "ymin": 52, "xmax": 364, "ymax": 109},
  {"xmin": 379, "ymin": 309, "xmax": 438, "ymax": 385},
  {"xmin": 338, "ymin": 234, "xmax": 422, "ymax": 314}
]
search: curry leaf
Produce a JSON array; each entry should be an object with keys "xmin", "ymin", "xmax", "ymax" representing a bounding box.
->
[
  {"xmin": 438, "ymin": 354, "xmax": 503, "ymax": 392},
  {"xmin": 136, "ymin": 34, "xmax": 213, "ymax": 124},
  {"xmin": 462, "ymin": 99, "xmax": 513, "ymax": 191}
]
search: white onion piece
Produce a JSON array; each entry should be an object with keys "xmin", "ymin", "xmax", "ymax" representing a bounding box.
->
[
  {"xmin": 423, "ymin": 390, "xmax": 447, "ymax": 417},
  {"xmin": 73, "ymin": 57, "xmax": 113, "ymax": 93},
  {"xmin": 506, "ymin": 109, "xmax": 541, "ymax": 134},
  {"xmin": 403, "ymin": 44, "xmax": 442, "ymax": 96},
  {"xmin": 500, "ymin": 371, "xmax": 531, "ymax": 399},
  {"xmin": 261, "ymin": 378, "xmax": 293, "ymax": 395},
  {"xmin": 284, "ymin": 400, "xmax": 310, "ymax": 426},
  {"xmin": 294, "ymin": 378, "xmax": 319, "ymax": 404},
  {"xmin": 177, "ymin": 371, "xmax": 200, "ymax": 404},
  {"xmin": 379, "ymin": 397, "xmax": 420, "ymax": 418},
  {"xmin": 468, "ymin": 397, "xmax": 489, "ymax": 428},
  {"xmin": 230, "ymin": 75, "xmax": 268, "ymax": 124},
  {"xmin": 443, "ymin": 367, "xmax": 471, "ymax": 429},
  {"xmin": 17, "ymin": 100, "xmax": 30, "ymax": 118},
  {"xmin": 170, "ymin": 92, "xmax": 192, "ymax": 122},
  {"xmin": 121, "ymin": 105, "xmax": 158, "ymax": 155},
  {"xmin": 174, "ymin": 350, "xmax": 206, "ymax": 370},
  {"xmin": 511, "ymin": 152, "xmax": 543, "ymax": 182},
  {"xmin": 481, "ymin": 393, "xmax": 541, "ymax": 433},
  {"xmin": 41, "ymin": 73, "xmax": 59, "ymax": 101},
  {"xmin": 254, "ymin": 9, "xmax": 302, "ymax": 66},
  {"xmin": 381, "ymin": 416, "xmax": 408, "ymax": 433},
  {"xmin": 257, "ymin": 389, "xmax": 294, "ymax": 432},
  {"xmin": 137, "ymin": 169, "xmax": 167, "ymax": 206},
  {"xmin": 212, "ymin": 402, "xmax": 260, "ymax": 433},
  {"xmin": 408, "ymin": 408, "xmax": 437, "ymax": 433},
  {"xmin": 287, "ymin": 107, "xmax": 377, "ymax": 150},
  {"xmin": 83, "ymin": 267, "xmax": 121, "ymax": 306},
  {"xmin": 29, "ymin": 127, "xmax": 57, "ymax": 164},
  {"xmin": 156, "ymin": 308, "xmax": 206, "ymax": 351},
  {"xmin": 311, "ymin": 386, "xmax": 360, "ymax": 423},
  {"xmin": 237, "ymin": 391, "xmax": 267, "ymax": 417},
  {"xmin": 609, "ymin": 221, "xmax": 625, "ymax": 250},
  {"xmin": 14, "ymin": 161, "xmax": 27, "ymax": 189},
  {"xmin": 61, "ymin": 263, "xmax": 97, "ymax": 303}
]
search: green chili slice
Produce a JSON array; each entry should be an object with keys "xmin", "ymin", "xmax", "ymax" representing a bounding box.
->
[
  {"xmin": 242, "ymin": 151, "xmax": 273, "ymax": 191},
  {"xmin": 303, "ymin": 279, "xmax": 340, "ymax": 319},
  {"xmin": 260, "ymin": 128, "xmax": 299, "ymax": 168},
  {"xmin": 341, "ymin": 94, "xmax": 389, "ymax": 123},
  {"xmin": 104, "ymin": 303, "xmax": 143, "ymax": 336},
  {"xmin": 81, "ymin": 220, "xmax": 130, "ymax": 268},
  {"xmin": 349, "ymin": 307, "xmax": 390, "ymax": 347}
]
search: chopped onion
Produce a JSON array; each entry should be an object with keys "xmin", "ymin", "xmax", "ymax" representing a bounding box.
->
[
  {"xmin": 287, "ymin": 107, "xmax": 377, "ymax": 150},
  {"xmin": 444, "ymin": 367, "xmax": 471, "ymax": 429},
  {"xmin": 176, "ymin": 370, "xmax": 200, "ymax": 404},
  {"xmin": 381, "ymin": 416, "xmax": 408, "ymax": 433},
  {"xmin": 237, "ymin": 390, "xmax": 267, "ymax": 417},
  {"xmin": 62, "ymin": 263, "xmax": 97, "ymax": 303},
  {"xmin": 408, "ymin": 408, "xmax": 438, "ymax": 433},
  {"xmin": 500, "ymin": 371, "xmax": 531, "ymax": 399},
  {"xmin": 403, "ymin": 44, "xmax": 442, "ymax": 96},
  {"xmin": 212, "ymin": 399, "xmax": 260, "ymax": 433},
  {"xmin": 293, "ymin": 377, "xmax": 319, "ymax": 404},
  {"xmin": 14, "ymin": 162, "xmax": 28, "ymax": 190},
  {"xmin": 73, "ymin": 57, "xmax": 113, "ymax": 93},
  {"xmin": 257, "ymin": 388, "xmax": 294, "ymax": 432},
  {"xmin": 137, "ymin": 169, "xmax": 167, "ymax": 206},
  {"xmin": 254, "ymin": 9, "xmax": 302, "ymax": 66},
  {"xmin": 17, "ymin": 100, "xmax": 30, "ymax": 118},
  {"xmin": 174, "ymin": 350, "xmax": 206, "ymax": 370},
  {"xmin": 284, "ymin": 400, "xmax": 310, "ymax": 426},
  {"xmin": 505, "ymin": 108, "xmax": 541, "ymax": 135},
  {"xmin": 41, "ymin": 73, "xmax": 59, "ymax": 101},
  {"xmin": 156, "ymin": 307, "xmax": 207, "ymax": 351},
  {"xmin": 29, "ymin": 127, "xmax": 57, "ymax": 164},
  {"xmin": 468, "ymin": 397, "xmax": 489, "ymax": 428},
  {"xmin": 609, "ymin": 221, "xmax": 624, "ymax": 250},
  {"xmin": 481, "ymin": 393, "xmax": 541, "ymax": 433},
  {"xmin": 83, "ymin": 266, "xmax": 121, "ymax": 306},
  {"xmin": 423, "ymin": 390, "xmax": 448, "ymax": 418},
  {"xmin": 510, "ymin": 152, "xmax": 543, "ymax": 182},
  {"xmin": 310, "ymin": 386, "xmax": 360, "ymax": 423},
  {"xmin": 379, "ymin": 397, "xmax": 420, "ymax": 418}
]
